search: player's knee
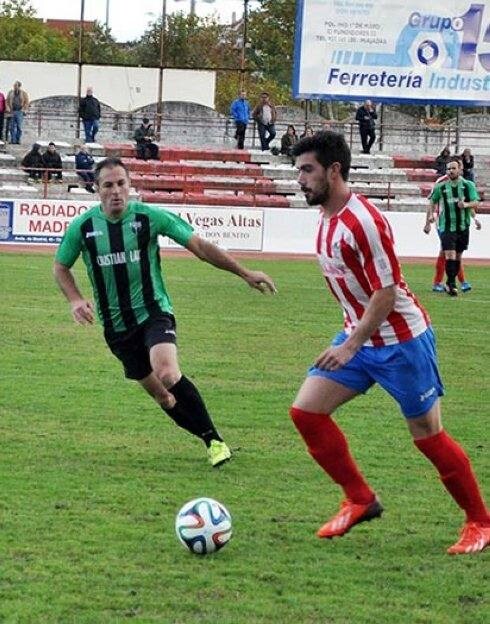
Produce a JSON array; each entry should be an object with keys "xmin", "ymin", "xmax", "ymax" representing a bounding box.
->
[{"xmin": 153, "ymin": 364, "xmax": 180, "ymax": 388}]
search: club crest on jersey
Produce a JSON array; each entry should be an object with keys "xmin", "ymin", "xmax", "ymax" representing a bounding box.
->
[
  {"xmin": 85, "ymin": 230, "xmax": 103, "ymax": 239},
  {"xmin": 130, "ymin": 220, "xmax": 142, "ymax": 233},
  {"xmin": 319, "ymin": 254, "xmax": 346, "ymax": 278}
]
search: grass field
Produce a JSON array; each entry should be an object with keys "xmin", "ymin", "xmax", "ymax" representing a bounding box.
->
[{"xmin": 0, "ymin": 251, "xmax": 489, "ymax": 624}]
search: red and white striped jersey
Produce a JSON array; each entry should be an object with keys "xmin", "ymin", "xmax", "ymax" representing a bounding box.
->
[{"xmin": 316, "ymin": 193, "xmax": 430, "ymax": 346}]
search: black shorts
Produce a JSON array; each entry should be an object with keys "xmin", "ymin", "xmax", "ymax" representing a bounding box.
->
[
  {"xmin": 104, "ymin": 313, "xmax": 177, "ymax": 380},
  {"xmin": 439, "ymin": 229, "xmax": 469, "ymax": 254}
]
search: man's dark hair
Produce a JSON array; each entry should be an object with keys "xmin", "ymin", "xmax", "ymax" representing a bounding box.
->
[
  {"xmin": 94, "ymin": 157, "xmax": 129, "ymax": 184},
  {"xmin": 261, "ymin": 91, "xmax": 269, "ymax": 97},
  {"xmin": 448, "ymin": 155, "xmax": 462, "ymax": 167},
  {"xmin": 142, "ymin": 117, "xmax": 150, "ymax": 123},
  {"xmin": 292, "ymin": 131, "xmax": 351, "ymax": 181}
]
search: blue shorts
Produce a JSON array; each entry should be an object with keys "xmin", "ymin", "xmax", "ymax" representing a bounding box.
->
[{"xmin": 308, "ymin": 327, "xmax": 444, "ymax": 418}]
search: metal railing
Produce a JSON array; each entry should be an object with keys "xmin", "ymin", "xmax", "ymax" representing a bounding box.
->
[{"xmin": 16, "ymin": 107, "xmax": 490, "ymax": 154}]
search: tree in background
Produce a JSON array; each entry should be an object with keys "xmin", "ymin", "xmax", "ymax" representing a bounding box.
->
[{"xmin": 0, "ymin": 0, "xmax": 72, "ymax": 62}]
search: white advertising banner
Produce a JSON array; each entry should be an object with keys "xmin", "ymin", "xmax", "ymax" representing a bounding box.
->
[
  {"xmin": 0, "ymin": 200, "xmax": 264, "ymax": 252},
  {"xmin": 293, "ymin": 0, "xmax": 490, "ymax": 105},
  {"xmin": 159, "ymin": 207, "xmax": 264, "ymax": 251}
]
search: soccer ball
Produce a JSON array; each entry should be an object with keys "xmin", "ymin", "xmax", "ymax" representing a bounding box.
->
[{"xmin": 175, "ymin": 497, "xmax": 232, "ymax": 555}]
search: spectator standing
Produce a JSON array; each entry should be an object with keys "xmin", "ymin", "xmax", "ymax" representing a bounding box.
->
[
  {"xmin": 21, "ymin": 143, "xmax": 44, "ymax": 180},
  {"xmin": 230, "ymin": 90, "xmax": 250, "ymax": 150},
  {"xmin": 280, "ymin": 124, "xmax": 298, "ymax": 158},
  {"xmin": 75, "ymin": 143, "xmax": 96, "ymax": 193},
  {"xmin": 461, "ymin": 148, "xmax": 475, "ymax": 182},
  {"xmin": 42, "ymin": 142, "xmax": 63, "ymax": 181},
  {"xmin": 79, "ymin": 87, "xmax": 101, "ymax": 143},
  {"xmin": 355, "ymin": 100, "xmax": 377, "ymax": 154},
  {"xmin": 134, "ymin": 117, "xmax": 159, "ymax": 161},
  {"xmin": 434, "ymin": 146, "xmax": 451, "ymax": 176},
  {"xmin": 0, "ymin": 89, "xmax": 5, "ymax": 141},
  {"xmin": 252, "ymin": 92, "xmax": 277, "ymax": 151},
  {"xmin": 6, "ymin": 81, "xmax": 29, "ymax": 144}
]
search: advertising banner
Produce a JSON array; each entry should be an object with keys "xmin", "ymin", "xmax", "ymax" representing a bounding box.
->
[
  {"xmin": 159, "ymin": 207, "xmax": 264, "ymax": 251},
  {"xmin": 293, "ymin": 0, "xmax": 490, "ymax": 105},
  {"xmin": 0, "ymin": 200, "xmax": 264, "ymax": 252}
]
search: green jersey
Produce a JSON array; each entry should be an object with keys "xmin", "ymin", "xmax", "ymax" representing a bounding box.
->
[
  {"xmin": 55, "ymin": 201, "xmax": 194, "ymax": 334},
  {"xmin": 430, "ymin": 177, "xmax": 479, "ymax": 233}
]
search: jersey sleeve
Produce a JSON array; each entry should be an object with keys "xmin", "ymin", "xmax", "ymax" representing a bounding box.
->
[
  {"xmin": 429, "ymin": 183, "xmax": 442, "ymax": 203},
  {"xmin": 466, "ymin": 180, "xmax": 480, "ymax": 202},
  {"xmin": 355, "ymin": 213, "xmax": 400, "ymax": 290},
  {"xmin": 55, "ymin": 219, "xmax": 84, "ymax": 267},
  {"xmin": 151, "ymin": 207, "xmax": 194, "ymax": 246}
]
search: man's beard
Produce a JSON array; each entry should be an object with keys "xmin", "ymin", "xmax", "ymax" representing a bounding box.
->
[{"xmin": 304, "ymin": 182, "xmax": 330, "ymax": 206}]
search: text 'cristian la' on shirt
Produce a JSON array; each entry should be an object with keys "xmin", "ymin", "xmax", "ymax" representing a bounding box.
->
[{"xmin": 316, "ymin": 193, "xmax": 430, "ymax": 346}]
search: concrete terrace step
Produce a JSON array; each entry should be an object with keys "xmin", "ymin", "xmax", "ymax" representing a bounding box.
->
[
  {"xmin": 404, "ymin": 169, "xmax": 439, "ymax": 182},
  {"xmin": 139, "ymin": 190, "xmax": 289, "ymax": 208},
  {"xmin": 105, "ymin": 144, "xmax": 255, "ymax": 164},
  {"xmin": 121, "ymin": 158, "xmax": 264, "ymax": 178},
  {"xmin": 0, "ymin": 153, "xmax": 17, "ymax": 166},
  {"xmin": 0, "ymin": 183, "xmax": 41, "ymax": 198},
  {"xmin": 130, "ymin": 174, "xmax": 276, "ymax": 194}
]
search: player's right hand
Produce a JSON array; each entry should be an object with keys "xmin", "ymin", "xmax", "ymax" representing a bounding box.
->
[
  {"xmin": 71, "ymin": 299, "xmax": 95, "ymax": 325},
  {"xmin": 423, "ymin": 223, "xmax": 431, "ymax": 234}
]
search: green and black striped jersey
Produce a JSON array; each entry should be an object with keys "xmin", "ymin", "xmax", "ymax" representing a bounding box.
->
[
  {"xmin": 55, "ymin": 201, "xmax": 194, "ymax": 333},
  {"xmin": 430, "ymin": 177, "xmax": 479, "ymax": 233}
]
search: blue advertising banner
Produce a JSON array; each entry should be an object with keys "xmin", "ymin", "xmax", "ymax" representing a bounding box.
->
[{"xmin": 293, "ymin": 0, "xmax": 490, "ymax": 105}]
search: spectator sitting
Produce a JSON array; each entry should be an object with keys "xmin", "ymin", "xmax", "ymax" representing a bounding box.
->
[
  {"xmin": 74, "ymin": 142, "xmax": 96, "ymax": 193},
  {"xmin": 300, "ymin": 123, "xmax": 315, "ymax": 139},
  {"xmin": 21, "ymin": 143, "xmax": 44, "ymax": 181},
  {"xmin": 435, "ymin": 146, "xmax": 451, "ymax": 176},
  {"xmin": 42, "ymin": 142, "xmax": 63, "ymax": 182},
  {"xmin": 280, "ymin": 124, "xmax": 298, "ymax": 158},
  {"xmin": 461, "ymin": 148, "xmax": 475, "ymax": 182},
  {"xmin": 134, "ymin": 117, "xmax": 159, "ymax": 160}
]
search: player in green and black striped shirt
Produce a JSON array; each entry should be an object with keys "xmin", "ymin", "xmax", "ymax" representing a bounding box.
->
[
  {"xmin": 426, "ymin": 156, "xmax": 481, "ymax": 296},
  {"xmin": 54, "ymin": 157, "xmax": 276, "ymax": 467}
]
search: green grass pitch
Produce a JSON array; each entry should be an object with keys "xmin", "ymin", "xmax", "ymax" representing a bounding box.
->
[{"xmin": 0, "ymin": 252, "xmax": 488, "ymax": 623}]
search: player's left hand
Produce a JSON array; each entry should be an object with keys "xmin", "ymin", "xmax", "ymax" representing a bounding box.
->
[
  {"xmin": 457, "ymin": 200, "xmax": 465, "ymax": 209},
  {"xmin": 475, "ymin": 219, "xmax": 482, "ymax": 230},
  {"xmin": 315, "ymin": 343, "xmax": 356, "ymax": 370},
  {"xmin": 244, "ymin": 270, "xmax": 277, "ymax": 294}
]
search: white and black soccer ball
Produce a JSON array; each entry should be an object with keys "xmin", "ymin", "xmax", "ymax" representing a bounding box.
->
[{"xmin": 175, "ymin": 497, "xmax": 232, "ymax": 555}]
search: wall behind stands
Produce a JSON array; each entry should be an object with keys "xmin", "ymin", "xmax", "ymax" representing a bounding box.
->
[
  {"xmin": 1, "ymin": 199, "xmax": 489, "ymax": 260},
  {"xmin": 0, "ymin": 61, "xmax": 215, "ymax": 110}
]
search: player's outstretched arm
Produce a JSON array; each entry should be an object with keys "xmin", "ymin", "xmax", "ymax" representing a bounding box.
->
[
  {"xmin": 185, "ymin": 235, "xmax": 277, "ymax": 294},
  {"xmin": 53, "ymin": 261, "xmax": 95, "ymax": 325}
]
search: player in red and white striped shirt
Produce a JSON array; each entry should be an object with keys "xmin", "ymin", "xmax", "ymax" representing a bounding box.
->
[{"xmin": 289, "ymin": 131, "xmax": 489, "ymax": 555}]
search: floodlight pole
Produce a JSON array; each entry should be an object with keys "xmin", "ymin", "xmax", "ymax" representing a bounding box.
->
[
  {"xmin": 156, "ymin": 0, "xmax": 166, "ymax": 137},
  {"xmin": 76, "ymin": 0, "xmax": 85, "ymax": 139},
  {"xmin": 240, "ymin": 0, "xmax": 250, "ymax": 91}
]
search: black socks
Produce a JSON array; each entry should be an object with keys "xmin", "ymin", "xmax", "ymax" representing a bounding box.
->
[{"xmin": 161, "ymin": 376, "xmax": 222, "ymax": 447}]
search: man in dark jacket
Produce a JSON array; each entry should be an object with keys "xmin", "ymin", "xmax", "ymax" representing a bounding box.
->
[
  {"xmin": 134, "ymin": 118, "xmax": 159, "ymax": 160},
  {"xmin": 75, "ymin": 143, "xmax": 96, "ymax": 193},
  {"xmin": 79, "ymin": 87, "xmax": 101, "ymax": 143},
  {"xmin": 355, "ymin": 100, "xmax": 377, "ymax": 154},
  {"xmin": 42, "ymin": 142, "xmax": 63, "ymax": 181},
  {"xmin": 21, "ymin": 143, "xmax": 44, "ymax": 180}
]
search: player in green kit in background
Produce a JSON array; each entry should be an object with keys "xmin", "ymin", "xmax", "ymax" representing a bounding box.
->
[
  {"xmin": 425, "ymin": 156, "xmax": 481, "ymax": 297},
  {"xmin": 54, "ymin": 158, "xmax": 276, "ymax": 467}
]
